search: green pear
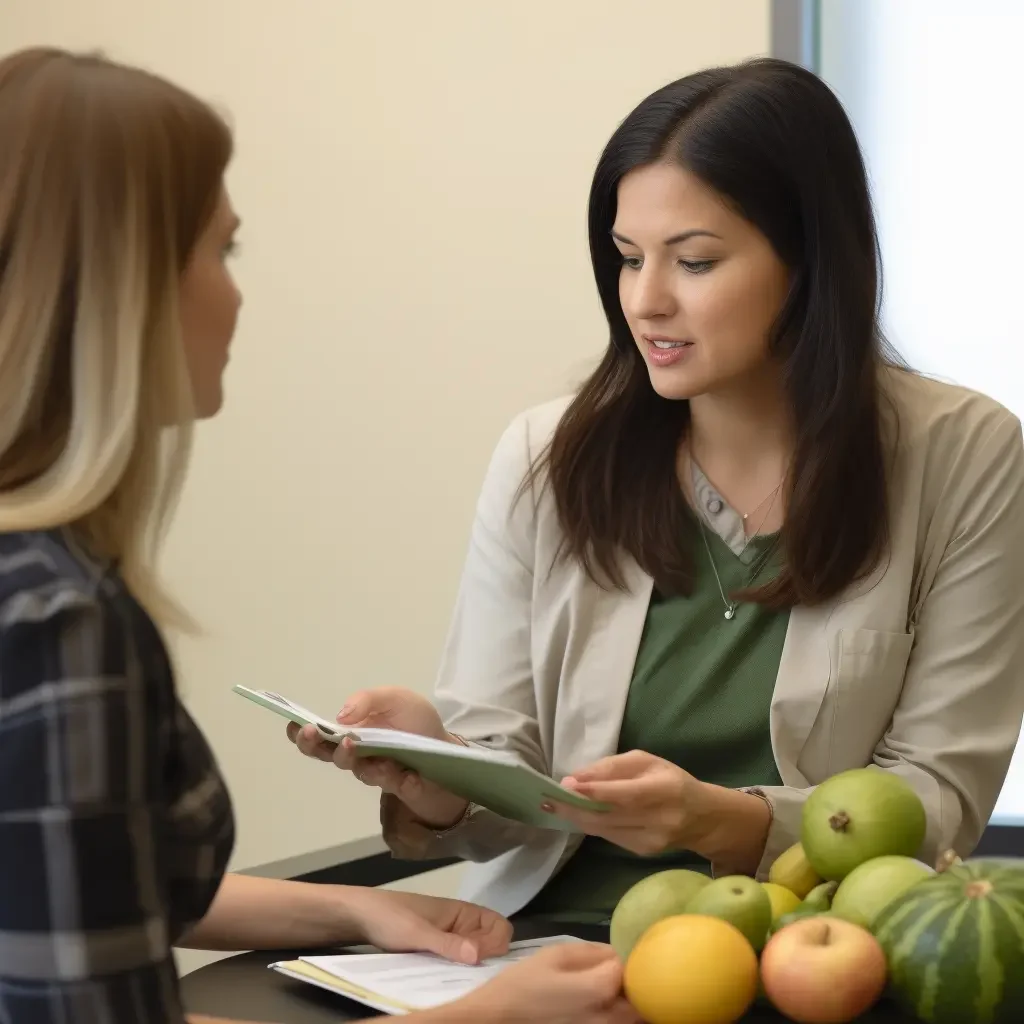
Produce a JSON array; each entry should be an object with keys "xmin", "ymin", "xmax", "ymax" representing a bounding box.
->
[{"xmin": 609, "ymin": 869, "xmax": 711, "ymax": 959}]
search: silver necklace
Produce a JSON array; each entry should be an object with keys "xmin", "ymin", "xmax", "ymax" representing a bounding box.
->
[
  {"xmin": 725, "ymin": 480, "xmax": 780, "ymax": 563},
  {"xmin": 698, "ymin": 491, "xmax": 781, "ymax": 620},
  {"xmin": 687, "ymin": 453, "xmax": 785, "ymax": 523},
  {"xmin": 740, "ymin": 481, "xmax": 784, "ymax": 521}
]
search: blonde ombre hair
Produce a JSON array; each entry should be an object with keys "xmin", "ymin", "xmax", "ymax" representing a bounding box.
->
[{"xmin": 0, "ymin": 47, "xmax": 233, "ymax": 627}]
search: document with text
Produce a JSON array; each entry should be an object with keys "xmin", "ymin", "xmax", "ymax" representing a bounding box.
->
[{"xmin": 270, "ymin": 935, "xmax": 582, "ymax": 1015}]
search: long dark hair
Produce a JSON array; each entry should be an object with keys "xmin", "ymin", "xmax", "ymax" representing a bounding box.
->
[{"xmin": 528, "ymin": 57, "xmax": 902, "ymax": 608}]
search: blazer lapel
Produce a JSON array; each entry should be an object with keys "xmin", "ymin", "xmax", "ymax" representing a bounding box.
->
[
  {"xmin": 552, "ymin": 557, "xmax": 653, "ymax": 779},
  {"xmin": 770, "ymin": 602, "xmax": 836, "ymax": 786},
  {"xmin": 555, "ymin": 556, "xmax": 862, "ymax": 789},
  {"xmin": 772, "ymin": 546, "xmax": 891, "ymax": 785}
]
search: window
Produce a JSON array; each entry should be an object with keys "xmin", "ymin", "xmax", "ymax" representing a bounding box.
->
[{"xmin": 818, "ymin": 0, "xmax": 1024, "ymax": 826}]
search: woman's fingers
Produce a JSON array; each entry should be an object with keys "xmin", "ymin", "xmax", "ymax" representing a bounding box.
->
[
  {"xmin": 352, "ymin": 755, "xmax": 405, "ymax": 790},
  {"xmin": 606, "ymin": 998, "xmax": 644, "ymax": 1023},
  {"xmin": 543, "ymin": 801, "xmax": 675, "ymax": 853},
  {"xmin": 335, "ymin": 688, "xmax": 389, "ymax": 727},
  {"xmin": 566, "ymin": 778, "xmax": 659, "ymax": 806},
  {"xmin": 287, "ymin": 720, "xmax": 433, "ymax": 804},
  {"xmin": 336, "ymin": 686, "xmax": 431, "ymax": 729},
  {"xmin": 544, "ymin": 800, "xmax": 650, "ymax": 830},
  {"xmin": 567, "ymin": 749, "xmax": 651, "ymax": 784},
  {"xmin": 286, "ymin": 723, "xmax": 340, "ymax": 763},
  {"xmin": 351, "ymin": 755, "xmax": 433, "ymax": 804}
]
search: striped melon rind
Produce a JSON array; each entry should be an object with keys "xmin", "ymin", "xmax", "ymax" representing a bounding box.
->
[{"xmin": 872, "ymin": 857, "xmax": 1024, "ymax": 1024}]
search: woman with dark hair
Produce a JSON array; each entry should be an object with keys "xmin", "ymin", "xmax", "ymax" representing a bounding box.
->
[{"xmin": 292, "ymin": 58, "xmax": 1024, "ymax": 924}]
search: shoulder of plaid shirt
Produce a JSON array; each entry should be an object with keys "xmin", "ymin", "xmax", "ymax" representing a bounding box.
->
[{"xmin": 0, "ymin": 527, "xmax": 236, "ymax": 1024}]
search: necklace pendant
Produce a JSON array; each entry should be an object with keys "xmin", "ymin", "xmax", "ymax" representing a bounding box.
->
[{"xmin": 724, "ymin": 606, "xmax": 736, "ymax": 620}]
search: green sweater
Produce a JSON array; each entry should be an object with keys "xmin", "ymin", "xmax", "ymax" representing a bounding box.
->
[{"xmin": 522, "ymin": 517, "xmax": 788, "ymax": 924}]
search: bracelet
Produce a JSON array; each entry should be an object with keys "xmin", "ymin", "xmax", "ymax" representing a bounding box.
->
[
  {"xmin": 431, "ymin": 801, "xmax": 474, "ymax": 838},
  {"xmin": 427, "ymin": 732, "xmax": 472, "ymax": 837},
  {"xmin": 743, "ymin": 787, "xmax": 775, "ymax": 824}
]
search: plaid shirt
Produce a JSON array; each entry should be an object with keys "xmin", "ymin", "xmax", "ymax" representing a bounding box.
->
[{"xmin": 0, "ymin": 530, "xmax": 235, "ymax": 1023}]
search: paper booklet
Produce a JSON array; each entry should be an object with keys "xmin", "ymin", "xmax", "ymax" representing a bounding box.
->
[
  {"xmin": 270, "ymin": 936, "xmax": 582, "ymax": 1016},
  {"xmin": 232, "ymin": 685, "xmax": 608, "ymax": 830}
]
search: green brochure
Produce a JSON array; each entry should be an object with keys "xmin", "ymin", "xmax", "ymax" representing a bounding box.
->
[{"xmin": 233, "ymin": 684, "xmax": 608, "ymax": 831}]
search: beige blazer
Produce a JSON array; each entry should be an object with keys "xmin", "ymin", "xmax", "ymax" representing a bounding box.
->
[{"xmin": 383, "ymin": 369, "xmax": 1024, "ymax": 917}]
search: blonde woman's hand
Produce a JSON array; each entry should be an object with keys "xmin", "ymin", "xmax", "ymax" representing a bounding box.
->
[
  {"xmin": 455, "ymin": 942, "xmax": 640, "ymax": 1024},
  {"xmin": 347, "ymin": 888, "xmax": 513, "ymax": 965},
  {"xmin": 286, "ymin": 686, "xmax": 470, "ymax": 828}
]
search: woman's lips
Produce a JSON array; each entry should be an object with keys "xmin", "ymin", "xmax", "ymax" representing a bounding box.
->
[{"xmin": 643, "ymin": 335, "xmax": 693, "ymax": 367}]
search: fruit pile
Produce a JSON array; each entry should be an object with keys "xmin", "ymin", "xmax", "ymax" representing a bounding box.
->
[{"xmin": 609, "ymin": 767, "xmax": 1024, "ymax": 1024}]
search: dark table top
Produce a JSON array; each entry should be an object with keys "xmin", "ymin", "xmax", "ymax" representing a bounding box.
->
[{"xmin": 181, "ymin": 918, "xmax": 916, "ymax": 1022}]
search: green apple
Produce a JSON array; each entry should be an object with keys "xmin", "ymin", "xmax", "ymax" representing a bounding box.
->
[{"xmin": 685, "ymin": 874, "xmax": 773, "ymax": 951}]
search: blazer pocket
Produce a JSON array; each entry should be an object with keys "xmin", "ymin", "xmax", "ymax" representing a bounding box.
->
[{"xmin": 831, "ymin": 628, "xmax": 915, "ymax": 771}]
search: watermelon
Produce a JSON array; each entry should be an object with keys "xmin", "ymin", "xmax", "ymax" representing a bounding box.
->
[{"xmin": 872, "ymin": 853, "xmax": 1024, "ymax": 1024}]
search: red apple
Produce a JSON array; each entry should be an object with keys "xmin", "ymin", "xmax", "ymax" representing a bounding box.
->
[{"xmin": 760, "ymin": 915, "xmax": 887, "ymax": 1023}]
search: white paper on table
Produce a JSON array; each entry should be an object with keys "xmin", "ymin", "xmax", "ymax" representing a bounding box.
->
[{"xmin": 295, "ymin": 935, "xmax": 582, "ymax": 1012}]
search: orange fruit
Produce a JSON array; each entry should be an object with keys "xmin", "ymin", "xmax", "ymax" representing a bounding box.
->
[{"xmin": 624, "ymin": 914, "xmax": 759, "ymax": 1024}]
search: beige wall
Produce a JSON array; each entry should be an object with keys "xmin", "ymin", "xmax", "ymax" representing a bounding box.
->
[{"xmin": 2, "ymin": 0, "xmax": 768, "ymax": 881}]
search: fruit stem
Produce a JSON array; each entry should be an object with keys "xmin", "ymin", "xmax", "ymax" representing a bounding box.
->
[
  {"xmin": 828, "ymin": 811, "xmax": 851, "ymax": 832},
  {"xmin": 966, "ymin": 880, "xmax": 993, "ymax": 899}
]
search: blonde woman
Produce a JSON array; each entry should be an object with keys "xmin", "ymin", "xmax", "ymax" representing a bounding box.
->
[{"xmin": 0, "ymin": 48, "xmax": 636, "ymax": 1024}]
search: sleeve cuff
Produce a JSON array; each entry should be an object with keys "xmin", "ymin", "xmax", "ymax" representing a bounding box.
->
[
  {"xmin": 746, "ymin": 785, "xmax": 806, "ymax": 879},
  {"xmin": 707, "ymin": 787, "xmax": 776, "ymax": 879}
]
